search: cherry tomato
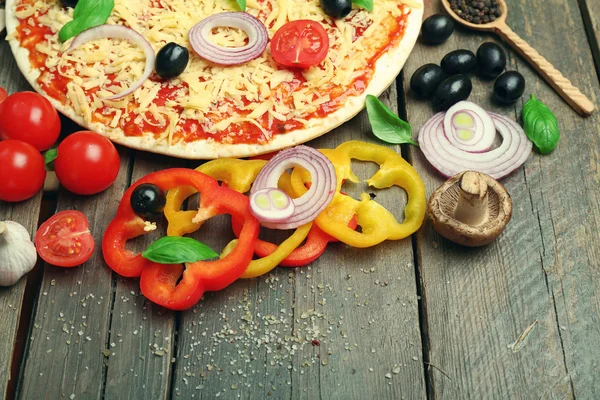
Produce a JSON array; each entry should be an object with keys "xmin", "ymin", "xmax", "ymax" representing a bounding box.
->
[
  {"xmin": 0, "ymin": 87, "xmax": 7, "ymax": 105},
  {"xmin": 0, "ymin": 92, "xmax": 61, "ymax": 151},
  {"xmin": 0, "ymin": 140, "xmax": 46, "ymax": 202},
  {"xmin": 35, "ymin": 210, "xmax": 95, "ymax": 267},
  {"xmin": 54, "ymin": 131, "xmax": 120, "ymax": 195},
  {"xmin": 270, "ymin": 20, "xmax": 330, "ymax": 68}
]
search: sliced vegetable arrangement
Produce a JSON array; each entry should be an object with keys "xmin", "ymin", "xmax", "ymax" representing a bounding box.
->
[{"xmin": 101, "ymin": 141, "xmax": 427, "ymax": 309}]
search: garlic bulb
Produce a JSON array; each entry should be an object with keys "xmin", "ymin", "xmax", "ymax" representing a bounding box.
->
[{"xmin": 0, "ymin": 221, "xmax": 37, "ymax": 286}]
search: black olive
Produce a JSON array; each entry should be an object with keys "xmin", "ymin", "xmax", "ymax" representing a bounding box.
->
[
  {"xmin": 432, "ymin": 74, "xmax": 472, "ymax": 110},
  {"xmin": 155, "ymin": 43, "xmax": 189, "ymax": 79},
  {"xmin": 476, "ymin": 42, "xmax": 506, "ymax": 79},
  {"xmin": 60, "ymin": 0, "xmax": 78, "ymax": 7},
  {"xmin": 420, "ymin": 14, "xmax": 455, "ymax": 45},
  {"xmin": 441, "ymin": 49, "xmax": 476, "ymax": 75},
  {"xmin": 131, "ymin": 184, "xmax": 166, "ymax": 219},
  {"xmin": 320, "ymin": 0, "xmax": 352, "ymax": 19},
  {"xmin": 410, "ymin": 64, "xmax": 446, "ymax": 98},
  {"xmin": 493, "ymin": 71, "xmax": 525, "ymax": 104}
]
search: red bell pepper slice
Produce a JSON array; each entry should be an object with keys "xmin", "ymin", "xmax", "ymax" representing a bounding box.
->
[
  {"xmin": 102, "ymin": 168, "xmax": 259, "ymax": 310},
  {"xmin": 231, "ymin": 214, "xmax": 357, "ymax": 267}
]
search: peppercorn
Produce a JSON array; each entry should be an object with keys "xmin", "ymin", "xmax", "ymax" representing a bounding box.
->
[{"xmin": 447, "ymin": 0, "xmax": 503, "ymax": 24}]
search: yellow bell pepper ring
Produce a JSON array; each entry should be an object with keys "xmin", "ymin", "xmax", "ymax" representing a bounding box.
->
[
  {"xmin": 292, "ymin": 141, "xmax": 427, "ymax": 248},
  {"xmin": 220, "ymin": 222, "xmax": 312, "ymax": 278},
  {"xmin": 164, "ymin": 159, "xmax": 266, "ymax": 236}
]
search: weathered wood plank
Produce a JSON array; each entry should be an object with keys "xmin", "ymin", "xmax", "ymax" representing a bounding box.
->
[
  {"xmin": 509, "ymin": 0, "xmax": 600, "ymax": 397},
  {"xmin": 0, "ymin": 33, "xmax": 43, "ymax": 400},
  {"xmin": 580, "ymin": 0, "xmax": 600, "ymax": 74},
  {"xmin": 172, "ymin": 85, "xmax": 426, "ymax": 399},
  {"xmin": 18, "ymin": 147, "xmax": 133, "ymax": 400},
  {"xmin": 103, "ymin": 152, "xmax": 184, "ymax": 400},
  {"xmin": 405, "ymin": 0, "xmax": 600, "ymax": 398}
]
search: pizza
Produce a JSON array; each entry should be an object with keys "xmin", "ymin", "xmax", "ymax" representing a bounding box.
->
[{"xmin": 5, "ymin": 0, "xmax": 423, "ymax": 159}]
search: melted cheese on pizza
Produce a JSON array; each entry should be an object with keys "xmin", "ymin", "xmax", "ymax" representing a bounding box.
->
[{"xmin": 10, "ymin": 0, "xmax": 418, "ymax": 147}]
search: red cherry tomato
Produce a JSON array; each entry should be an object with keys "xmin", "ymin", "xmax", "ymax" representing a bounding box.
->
[
  {"xmin": 35, "ymin": 210, "xmax": 95, "ymax": 267},
  {"xmin": 0, "ymin": 87, "xmax": 7, "ymax": 105},
  {"xmin": 270, "ymin": 20, "xmax": 330, "ymax": 68},
  {"xmin": 54, "ymin": 131, "xmax": 120, "ymax": 195},
  {"xmin": 0, "ymin": 92, "xmax": 61, "ymax": 151},
  {"xmin": 0, "ymin": 140, "xmax": 46, "ymax": 202}
]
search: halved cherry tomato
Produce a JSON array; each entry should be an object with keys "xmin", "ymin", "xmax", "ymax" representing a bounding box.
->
[
  {"xmin": 54, "ymin": 131, "xmax": 120, "ymax": 195},
  {"xmin": 0, "ymin": 91, "xmax": 60, "ymax": 151},
  {"xmin": 0, "ymin": 140, "xmax": 46, "ymax": 202},
  {"xmin": 0, "ymin": 87, "xmax": 7, "ymax": 105},
  {"xmin": 35, "ymin": 210, "xmax": 95, "ymax": 267},
  {"xmin": 270, "ymin": 20, "xmax": 330, "ymax": 68}
]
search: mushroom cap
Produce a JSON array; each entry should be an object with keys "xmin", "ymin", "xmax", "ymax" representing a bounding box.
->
[{"xmin": 428, "ymin": 171, "xmax": 512, "ymax": 247}]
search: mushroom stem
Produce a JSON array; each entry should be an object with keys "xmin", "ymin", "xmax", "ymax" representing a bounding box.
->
[{"xmin": 454, "ymin": 171, "xmax": 489, "ymax": 226}]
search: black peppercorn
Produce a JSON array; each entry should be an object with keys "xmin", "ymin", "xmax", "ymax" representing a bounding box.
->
[{"xmin": 448, "ymin": 0, "xmax": 503, "ymax": 24}]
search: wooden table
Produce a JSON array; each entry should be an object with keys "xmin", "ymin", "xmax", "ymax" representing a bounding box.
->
[{"xmin": 1, "ymin": 0, "xmax": 600, "ymax": 398}]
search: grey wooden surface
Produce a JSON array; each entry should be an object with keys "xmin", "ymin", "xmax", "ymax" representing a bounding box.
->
[{"xmin": 1, "ymin": 0, "xmax": 600, "ymax": 398}]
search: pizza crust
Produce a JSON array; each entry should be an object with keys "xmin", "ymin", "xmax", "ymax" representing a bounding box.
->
[{"xmin": 5, "ymin": 0, "xmax": 423, "ymax": 159}]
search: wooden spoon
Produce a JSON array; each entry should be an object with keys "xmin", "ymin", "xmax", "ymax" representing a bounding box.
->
[{"xmin": 441, "ymin": 0, "xmax": 595, "ymax": 117}]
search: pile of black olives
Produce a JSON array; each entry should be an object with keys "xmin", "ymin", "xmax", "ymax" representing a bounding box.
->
[{"xmin": 410, "ymin": 40, "xmax": 525, "ymax": 109}]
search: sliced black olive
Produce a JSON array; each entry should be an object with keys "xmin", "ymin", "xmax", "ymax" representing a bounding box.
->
[
  {"xmin": 320, "ymin": 0, "xmax": 352, "ymax": 19},
  {"xmin": 131, "ymin": 184, "xmax": 166, "ymax": 219},
  {"xmin": 441, "ymin": 50, "xmax": 476, "ymax": 75},
  {"xmin": 493, "ymin": 71, "xmax": 525, "ymax": 104},
  {"xmin": 476, "ymin": 42, "xmax": 506, "ymax": 79},
  {"xmin": 420, "ymin": 14, "xmax": 455, "ymax": 45},
  {"xmin": 155, "ymin": 43, "xmax": 189, "ymax": 79},
  {"xmin": 60, "ymin": 0, "xmax": 78, "ymax": 8},
  {"xmin": 410, "ymin": 64, "xmax": 446, "ymax": 98},
  {"xmin": 432, "ymin": 74, "xmax": 472, "ymax": 110}
]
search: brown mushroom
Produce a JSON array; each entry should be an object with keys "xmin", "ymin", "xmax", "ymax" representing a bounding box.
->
[{"xmin": 428, "ymin": 171, "xmax": 512, "ymax": 247}]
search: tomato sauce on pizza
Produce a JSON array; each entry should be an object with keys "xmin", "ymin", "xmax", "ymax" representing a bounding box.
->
[{"xmin": 8, "ymin": 0, "xmax": 418, "ymax": 154}]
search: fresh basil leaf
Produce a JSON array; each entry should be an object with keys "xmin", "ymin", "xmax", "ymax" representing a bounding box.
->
[
  {"xmin": 522, "ymin": 94, "xmax": 560, "ymax": 154},
  {"xmin": 352, "ymin": 0, "xmax": 374, "ymax": 12},
  {"xmin": 44, "ymin": 148, "xmax": 58, "ymax": 167},
  {"xmin": 142, "ymin": 236, "xmax": 219, "ymax": 264},
  {"xmin": 365, "ymin": 94, "xmax": 417, "ymax": 146},
  {"xmin": 236, "ymin": 0, "xmax": 247, "ymax": 11},
  {"xmin": 59, "ymin": 0, "xmax": 115, "ymax": 42}
]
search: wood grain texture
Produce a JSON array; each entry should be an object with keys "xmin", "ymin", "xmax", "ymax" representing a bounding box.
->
[
  {"xmin": 403, "ymin": 0, "xmax": 588, "ymax": 398},
  {"xmin": 0, "ymin": 34, "xmax": 41, "ymax": 400},
  {"xmin": 171, "ymin": 85, "xmax": 426, "ymax": 400},
  {"xmin": 580, "ymin": 0, "xmax": 600, "ymax": 74},
  {"xmin": 18, "ymin": 148, "xmax": 133, "ymax": 400},
  {"xmin": 509, "ymin": 0, "xmax": 600, "ymax": 397},
  {"xmin": 103, "ymin": 152, "xmax": 184, "ymax": 400}
]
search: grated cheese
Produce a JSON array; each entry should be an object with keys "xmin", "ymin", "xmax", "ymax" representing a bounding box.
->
[{"xmin": 15, "ymin": 0, "xmax": 417, "ymax": 146}]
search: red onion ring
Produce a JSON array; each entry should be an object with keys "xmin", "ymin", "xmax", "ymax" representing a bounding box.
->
[
  {"xmin": 418, "ymin": 110, "xmax": 532, "ymax": 180},
  {"xmin": 250, "ymin": 146, "xmax": 336, "ymax": 230},
  {"xmin": 66, "ymin": 25, "xmax": 155, "ymax": 100},
  {"xmin": 249, "ymin": 187, "xmax": 295, "ymax": 223},
  {"xmin": 443, "ymin": 101, "xmax": 495, "ymax": 153},
  {"xmin": 188, "ymin": 12, "xmax": 268, "ymax": 65}
]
